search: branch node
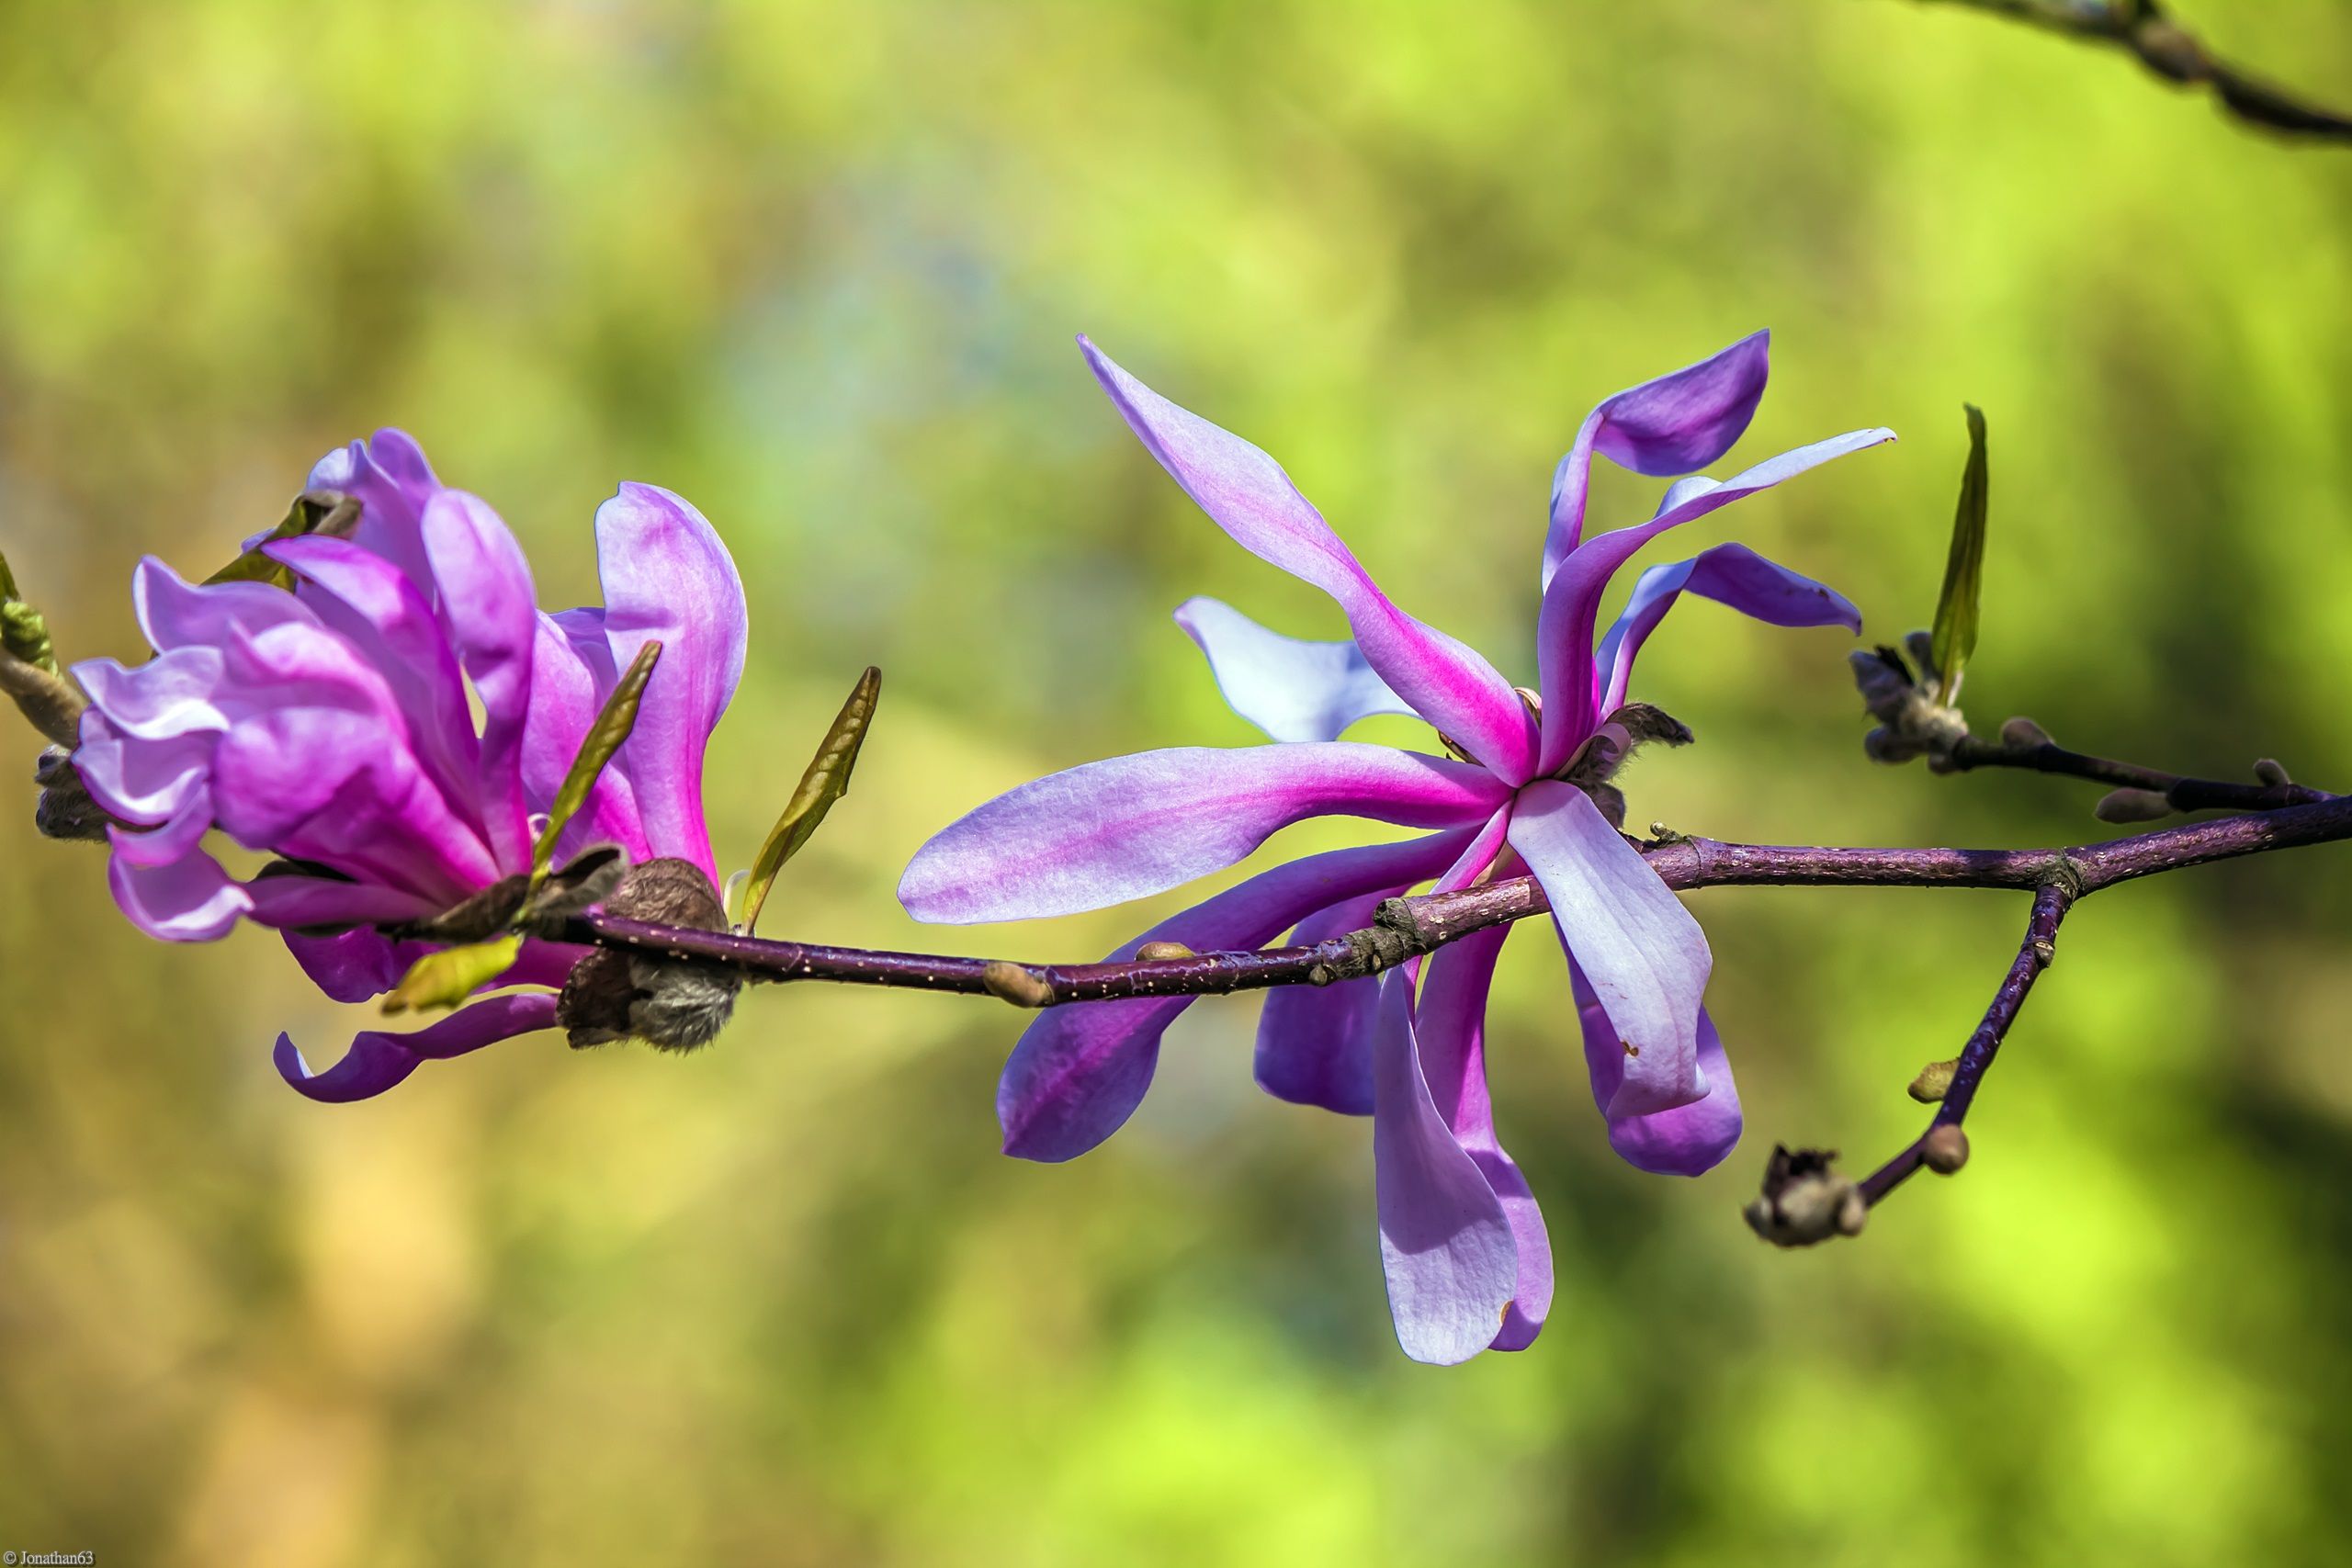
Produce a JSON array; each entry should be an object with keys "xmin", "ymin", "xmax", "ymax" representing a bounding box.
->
[
  {"xmin": 1921, "ymin": 1124, "xmax": 1971, "ymax": 1175},
  {"xmin": 980, "ymin": 960, "xmax": 1054, "ymax": 1009}
]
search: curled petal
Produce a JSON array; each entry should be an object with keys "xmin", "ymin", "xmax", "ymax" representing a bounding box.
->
[
  {"xmin": 1535, "ymin": 426, "xmax": 1894, "ymax": 770},
  {"xmin": 274, "ymin": 992, "xmax": 560, "ymax": 1103},
  {"xmin": 1544, "ymin": 332, "xmax": 1771, "ymax": 578},
  {"xmin": 71, "ymin": 710, "xmax": 213, "ymax": 825},
  {"xmin": 1593, "ymin": 542, "xmax": 1860, "ymax": 714},
  {"xmin": 73, "ymin": 648, "xmax": 230, "ymax": 739},
  {"xmin": 594, "ymin": 484, "xmax": 747, "ymax": 878},
  {"xmin": 1083, "ymin": 339, "xmax": 1536, "ymax": 784},
  {"xmin": 1174, "ymin": 597, "xmax": 1414, "ymax": 743},
  {"xmin": 1372, "ymin": 970, "xmax": 1518, "ymax": 1365},
  {"xmin": 900, "ymin": 743, "xmax": 1511, "ymax": 925},
  {"xmin": 1507, "ymin": 781, "xmax": 1712, "ymax": 1119},
  {"xmin": 997, "ymin": 829, "xmax": 1479, "ymax": 1161},
  {"xmin": 421, "ymin": 491, "xmax": 538, "ymax": 872},
  {"xmin": 130, "ymin": 556, "xmax": 317, "ymax": 655},
  {"xmin": 1574, "ymin": 958, "xmax": 1743, "ymax": 1176},
  {"xmin": 106, "ymin": 834, "xmax": 249, "ymax": 942},
  {"xmin": 1418, "ymin": 921, "xmax": 1552, "ymax": 1351}
]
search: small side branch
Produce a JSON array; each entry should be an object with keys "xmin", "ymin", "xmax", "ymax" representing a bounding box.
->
[
  {"xmin": 1911, "ymin": 0, "xmax": 2352, "ymax": 143},
  {"xmin": 1945, "ymin": 731, "xmax": 2330, "ymax": 813},
  {"xmin": 1856, "ymin": 878, "xmax": 2075, "ymax": 1207}
]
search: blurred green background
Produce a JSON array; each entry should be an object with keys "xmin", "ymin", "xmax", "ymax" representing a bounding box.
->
[{"xmin": 6, "ymin": 2, "xmax": 2352, "ymax": 1562}]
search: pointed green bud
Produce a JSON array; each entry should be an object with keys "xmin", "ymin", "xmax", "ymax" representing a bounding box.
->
[
  {"xmin": 737, "ymin": 666, "xmax": 881, "ymax": 936},
  {"xmin": 205, "ymin": 490, "xmax": 363, "ymax": 589},
  {"xmin": 533, "ymin": 641, "xmax": 662, "ymax": 879},
  {"xmin": 382, "ymin": 934, "xmax": 525, "ymax": 1015},
  {"xmin": 1928, "ymin": 404, "xmax": 1989, "ymax": 708}
]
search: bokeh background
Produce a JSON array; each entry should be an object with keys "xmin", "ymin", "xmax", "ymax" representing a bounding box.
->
[{"xmin": 6, "ymin": 2, "xmax": 2352, "ymax": 1562}]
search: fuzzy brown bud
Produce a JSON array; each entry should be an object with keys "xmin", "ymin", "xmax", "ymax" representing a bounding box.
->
[
  {"xmin": 1999, "ymin": 716, "xmax": 2052, "ymax": 749},
  {"xmin": 2254, "ymin": 758, "xmax": 2291, "ymax": 787},
  {"xmin": 557, "ymin": 858, "xmax": 741, "ymax": 1052},
  {"xmin": 1135, "ymin": 942, "xmax": 1196, "ymax": 962},
  {"xmin": 1921, "ymin": 1124, "xmax": 1971, "ymax": 1175},
  {"xmin": 1743, "ymin": 1145, "xmax": 1863, "ymax": 1249},
  {"xmin": 981, "ymin": 961, "xmax": 1055, "ymax": 1009},
  {"xmin": 2094, "ymin": 787, "xmax": 2175, "ymax": 824},
  {"xmin": 1906, "ymin": 1056, "xmax": 1958, "ymax": 1103}
]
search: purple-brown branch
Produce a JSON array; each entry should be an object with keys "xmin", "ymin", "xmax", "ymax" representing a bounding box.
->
[{"xmin": 1945, "ymin": 730, "xmax": 2330, "ymax": 813}]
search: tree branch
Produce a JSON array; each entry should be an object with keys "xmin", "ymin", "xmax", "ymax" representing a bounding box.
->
[
  {"xmin": 1911, "ymin": 0, "xmax": 2352, "ymax": 143},
  {"xmin": 1944, "ymin": 730, "xmax": 2330, "ymax": 813}
]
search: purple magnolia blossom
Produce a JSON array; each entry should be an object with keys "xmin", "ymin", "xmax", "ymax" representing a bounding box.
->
[
  {"xmin": 900, "ymin": 333, "xmax": 1893, "ymax": 1362},
  {"xmin": 70, "ymin": 431, "xmax": 746, "ymax": 1100}
]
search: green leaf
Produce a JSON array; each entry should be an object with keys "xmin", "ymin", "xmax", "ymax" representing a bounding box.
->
[
  {"xmin": 1929, "ymin": 404, "xmax": 1989, "ymax": 708},
  {"xmin": 532, "ymin": 640, "xmax": 662, "ymax": 877},
  {"xmin": 737, "ymin": 666, "xmax": 881, "ymax": 936},
  {"xmin": 205, "ymin": 491, "xmax": 363, "ymax": 589},
  {"xmin": 381, "ymin": 933, "xmax": 524, "ymax": 1015},
  {"xmin": 0, "ymin": 546, "xmax": 19, "ymax": 603}
]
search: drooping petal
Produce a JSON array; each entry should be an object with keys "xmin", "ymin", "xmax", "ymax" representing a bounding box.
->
[
  {"xmin": 1573, "ymin": 957, "xmax": 1743, "ymax": 1176},
  {"xmin": 420, "ymin": 491, "xmax": 538, "ymax": 873},
  {"xmin": 900, "ymin": 742, "xmax": 1511, "ymax": 925},
  {"xmin": 1082, "ymin": 339, "xmax": 1536, "ymax": 784},
  {"xmin": 105, "ymin": 829, "xmax": 249, "ymax": 942},
  {"xmin": 997, "ymin": 828, "xmax": 1479, "ymax": 1161},
  {"xmin": 243, "ymin": 873, "xmax": 441, "ymax": 931},
  {"xmin": 1534, "ymin": 427, "xmax": 1894, "ymax": 770},
  {"xmin": 1592, "ymin": 542, "xmax": 1860, "ymax": 715},
  {"xmin": 1507, "ymin": 780, "xmax": 1712, "ymax": 1119},
  {"xmin": 1372, "ymin": 969, "xmax": 1518, "ymax": 1365},
  {"xmin": 1173, "ymin": 597, "xmax": 1414, "ymax": 743},
  {"xmin": 520, "ymin": 606, "xmax": 652, "ymax": 863},
  {"xmin": 1417, "ymin": 919, "xmax": 1553, "ymax": 1351},
  {"xmin": 269, "ymin": 535, "xmax": 483, "ymax": 843},
  {"xmin": 274, "ymin": 991, "xmax": 560, "ymax": 1103},
  {"xmin": 1543, "ymin": 332, "xmax": 1772, "ymax": 579},
  {"xmin": 280, "ymin": 928, "xmax": 424, "ymax": 1005},
  {"xmin": 594, "ymin": 484, "xmax": 747, "ymax": 878}
]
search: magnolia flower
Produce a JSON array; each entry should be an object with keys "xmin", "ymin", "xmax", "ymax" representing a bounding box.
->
[
  {"xmin": 68, "ymin": 430, "xmax": 745, "ymax": 1100},
  {"xmin": 900, "ymin": 333, "xmax": 1893, "ymax": 1362}
]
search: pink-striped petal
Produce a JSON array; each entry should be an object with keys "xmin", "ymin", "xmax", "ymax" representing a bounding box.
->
[
  {"xmin": 1534, "ymin": 427, "xmax": 1894, "ymax": 771},
  {"xmin": 520, "ymin": 606, "xmax": 653, "ymax": 864},
  {"xmin": 996, "ymin": 829, "xmax": 1479, "ymax": 1161},
  {"xmin": 899, "ymin": 743, "xmax": 1511, "ymax": 925},
  {"xmin": 1507, "ymin": 781, "xmax": 1712, "ymax": 1119},
  {"xmin": 1082, "ymin": 338, "xmax": 1536, "ymax": 784},
  {"xmin": 307, "ymin": 429, "xmax": 444, "ymax": 601}
]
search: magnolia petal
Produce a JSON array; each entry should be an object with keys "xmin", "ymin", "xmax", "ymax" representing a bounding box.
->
[
  {"xmin": 70, "ymin": 710, "xmax": 213, "ymax": 826},
  {"xmin": 274, "ymin": 992, "xmax": 560, "ymax": 1103},
  {"xmin": 308, "ymin": 428, "xmax": 444, "ymax": 600},
  {"xmin": 421, "ymin": 491, "xmax": 538, "ymax": 873},
  {"xmin": 130, "ymin": 555, "xmax": 318, "ymax": 655},
  {"xmin": 281, "ymin": 928, "xmax": 424, "ymax": 1005},
  {"xmin": 1544, "ymin": 332, "xmax": 1772, "ymax": 579},
  {"xmin": 269, "ymin": 535, "xmax": 484, "ymax": 837},
  {"xmin": 1535, "ymin": 426, "xmax": 1895, "ymax": 770},
  {"xmin": 106, "ymin": 833, "xmax": 250, "ymax": 942},
  {"xmin": 520, "ymin": 606, "xmax": 652, "ymax": 864},
  {"xmin": 997, "ymin": 829, "xmax": 1478, "ymax": 1161},
  {"xmin": 73, "ymin": 648, "xmax": 230, "ymax": 739},
  {"xmin": 1417, "ymin": 921, "xmax": 1553, "ymax": 1351},
  {"xmin": 1083, "ymin": 339, "xmax": 1536, "ymax": 783},
  {"xmin": 1372, "ymin": 970, "xmax": 1519, "ymax": 1365},
  {"xmin": 1593, "ymin": 542, "xmax": 1860, "ymax": 714},
  {"xmin": 899, "ymin": 742, "xmax": 1511, "ymax": 925},
  {"xmin": 1173, "ymin": 597, "xmax": 1414, "ymax": 743},
  {"xmin": 1252, "ymin": 890, "xmax": 1391, "ymax": 1114},
  {"xmin": 1573, "ymin": 958, "xmax": 1743, "ymax": 1176},
  {"xmin": 594, "ymin": 484, "xmax": 747, "ymax": 879},
  {"xmin": 243, "ymin": 873, "xmax": 440, "ymax": 931},
  {"xmin": 1507, "ymin": 781, "xmax": 1712, "ymax": 1119}
]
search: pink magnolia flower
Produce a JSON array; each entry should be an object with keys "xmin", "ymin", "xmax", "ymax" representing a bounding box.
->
[
  {"xmin": 900, "ymin": 333, "xmax": 1893, "ymax": 1362},
  {"xmin": 69, "ymin": 430, "xmax": 746, "ymax": 1100}
]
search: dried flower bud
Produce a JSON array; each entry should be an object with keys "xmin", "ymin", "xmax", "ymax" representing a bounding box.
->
[
  {"xmin": 1850, "ymin": 641, "xmax": 1968, "ymax": 766},
  {"xmin": 557, "ymin": 858, "xmax": 741, "ymax": 1053},
  {"xmin": 1743, "ymin": 1145, "xmax": 1863, "ymax": 1248},
  {"xmin": 1921, "ymin": 1124, "xmax": 1970, "ymax": 1175},
  {"xmin": 31, "ymin": 746, "xmax": 108, "ymax": 842},
  {"xmin": 2094, "ymin": 787, "xmax": 2175, "ymax": 824}
]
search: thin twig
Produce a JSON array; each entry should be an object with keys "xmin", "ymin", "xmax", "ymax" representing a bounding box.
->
[
  {"xmin": 1945, "ymin": 732, "xmax": 2330, "ymax": 812},
  {"xmin": 1912, "ymin": 0, "xmax": 2352, "ymax": 143},
  {"xmin": 1856, "ymin": 878, "xmax": 2075, "ymax": 1206}
]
